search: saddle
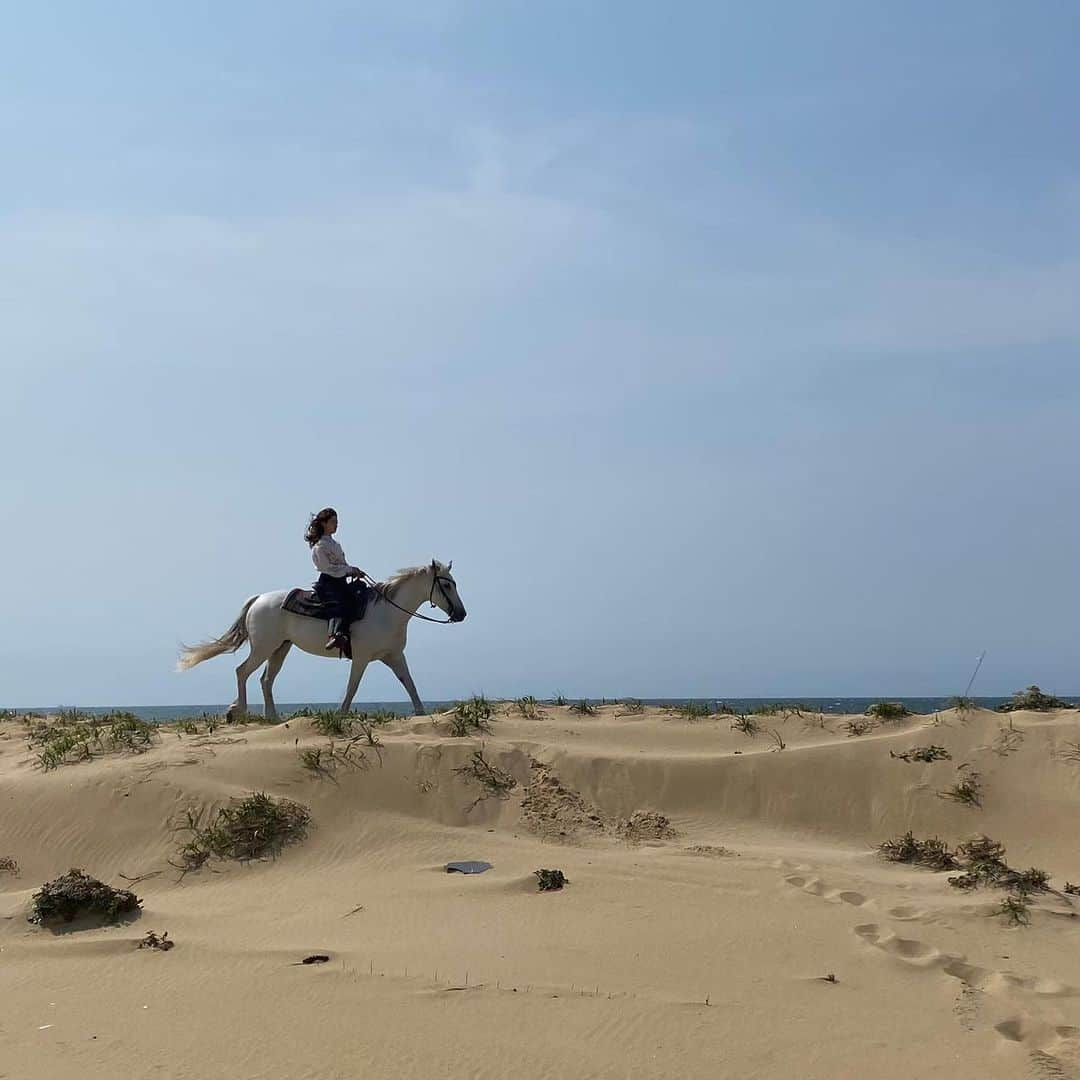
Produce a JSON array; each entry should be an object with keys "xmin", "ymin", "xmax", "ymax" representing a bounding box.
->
[{"xmin": 281, "ymin": 582, "xmax": 371, "ymax": 623}]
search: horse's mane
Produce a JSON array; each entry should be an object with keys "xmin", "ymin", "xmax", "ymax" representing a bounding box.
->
[{"xmin": 373, "ymin": 562, "xmax": 445, "ymax": 603}]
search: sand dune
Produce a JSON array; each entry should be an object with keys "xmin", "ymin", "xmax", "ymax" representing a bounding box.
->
[{"xmin": 3, "ymin": 704, "xmax": 1080, "ymax": 1078}]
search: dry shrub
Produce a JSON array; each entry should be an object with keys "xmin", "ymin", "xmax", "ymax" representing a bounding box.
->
[
  {"xmin": 879, "ymin": 832, "xmax": 1050, "ymax": 925},
  {"xmin": 878, "ymin": 832, "xmax": 959, "ymax": 870},
  {"xmin": 998, "ymin": 685, "xmax": 1072, "ymax": 712},
  {"xmin": 843, "ymin": 717, "xmax": 875, "ymax": 737},
  {"xmin": 938, "ymin": 767, "xmax": 983, "ymax": 807},
  {"xmin": 454, "ymin": 747, "xmax": 517, "ymax": 810},
  {"xmin": 891, "ymin": 745, "xmax": 951, "ymax": 763},
  {"xmin": 138, "ymin": 930, "xmax": 174, "ymax": 951},
  {"xmin": 993, "ymin": 895, "xmax": 1032, "ymax": 926},
  {"xmin": 534, "ymin": 868, "xmax": 568, "ymax": 891},
  {"xmin": 683, "ymin": 845, "xmax": 735, "ymax": 857},
  {"xmin": 30, "ymin": 869, "xmax": 140, "ymax": 925},
  {"xmin": 569, "ymin": 699, "xmax": 597, "ymax": 716}
]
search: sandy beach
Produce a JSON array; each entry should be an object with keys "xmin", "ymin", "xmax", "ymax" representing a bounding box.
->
[{"xmin": 4, "ymin": 702, "xmax": 1080, "ymax": 1079}]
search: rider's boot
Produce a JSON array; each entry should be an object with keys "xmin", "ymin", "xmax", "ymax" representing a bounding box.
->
[{"xmin": 325, "ymin": 618, "xmax": 352, "ymax": 659}]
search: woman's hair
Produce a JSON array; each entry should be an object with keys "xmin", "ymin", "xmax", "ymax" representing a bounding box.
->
[{"xmin": 305, "ymin": 507, "xmax": 337, "ymax": 547}]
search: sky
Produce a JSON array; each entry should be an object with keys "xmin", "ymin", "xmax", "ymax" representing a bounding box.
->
[{"xmin": 2, "ymin": 1, "xmax": 1079, "ymax": 706}]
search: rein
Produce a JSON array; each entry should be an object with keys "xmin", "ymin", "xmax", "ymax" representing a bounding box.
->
[{"xmin": 362, "ymin": 571, "xmax": 457, "ymax": 625}]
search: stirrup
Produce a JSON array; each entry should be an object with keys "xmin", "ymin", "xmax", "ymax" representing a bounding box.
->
[{"xmin": 327, "ymin": 633, "xmax": 352, "ymax": 660}]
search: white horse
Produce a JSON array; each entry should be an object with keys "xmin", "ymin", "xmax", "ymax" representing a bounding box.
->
[{"xmin": 177, "ymin": 560, "xmax": 466, "ymax": 720}]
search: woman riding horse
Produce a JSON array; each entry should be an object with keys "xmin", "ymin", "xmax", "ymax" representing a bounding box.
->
[{"xmin": 305, "ymin": 507, "xmax": 366, "ymax": 654}]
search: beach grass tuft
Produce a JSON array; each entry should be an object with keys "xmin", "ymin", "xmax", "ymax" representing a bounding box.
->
[
  {"xmin": 938, "ymin": 768, "xmax": 983, "ymax": 808},
  {"xmin": 298, "ymin": 737, "xmax": 370, "ymax": 777},
  {"xmin": 948, "ymin": 696, "xmax": 978, "ymax": 712},
  {"xmin": 27, "ymin": 711, "xmax": 156, "ymax": 771},
  {"xmin": 448, "ymin": 696, "xmax": 494, "ymax": 737},
  {"xmin": 514, "ymin": 696, "xmax": 546, "ymax": 720},
  {"xmin": 730, "ymin": 714, "xmax": 762, "ymax": 737},
  {"xmin": 173, "ymin": 793, "xmax": 310, "ymax": 872},
  {"xmin": 865, "ymin": 702, "xmax": 911, "ymax": 721}
]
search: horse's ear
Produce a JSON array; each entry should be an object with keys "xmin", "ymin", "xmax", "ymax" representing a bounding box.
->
[{"xmin": 447, "ymin": 559, "xmax": 453, "ymax": 571}]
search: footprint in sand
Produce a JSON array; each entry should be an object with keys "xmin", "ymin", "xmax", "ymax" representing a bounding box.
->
[
  {"xmin": 853, "ymin": 923, "xmax": 940, "ymax": 963},
  {"xmin": 994, "ymin": 1020, "xmax": 1080, "ymax": 1078},
  {"xmin": 855, "ymin": 923, "xmax": 1080, "ymax": 1069},
  {"xmin": 772, "ymin": 859, "xmax": 813, "ymax": 873},
  {"xmin": 855, "ymin": 923, "xmax": 1079, "ymax": 1002},
  {"xmin": 783, "ymin": 874, "xmax": 868, "ymax": 908},
  {"xmin": 784, "ymin": 864, "xmax": 1080, "ymax": 1070},
  {"xmin": 886, "ymin": 904, "xmax": 927, "ymax": 921}
]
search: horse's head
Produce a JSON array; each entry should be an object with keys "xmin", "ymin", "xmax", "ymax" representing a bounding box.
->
[{"xmin": 430, "ymin": 559, "xmax": 467, "ymax": 622}]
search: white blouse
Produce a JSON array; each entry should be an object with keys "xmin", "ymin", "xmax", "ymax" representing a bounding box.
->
[{"xmin": 312, "ymin": 536, "xmax": 351, "ymax": 579}]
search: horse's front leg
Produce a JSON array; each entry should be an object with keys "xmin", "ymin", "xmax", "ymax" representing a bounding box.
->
[
  {"xmin": 339, "ymin": 658, "xmax": 369, "ymax": 714},
  {"xmin": 383, "ymin": 652, "xmax": 426, "ymax": 716}
]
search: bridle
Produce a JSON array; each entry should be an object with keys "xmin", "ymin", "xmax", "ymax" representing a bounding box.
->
[{"xmin": 362, "ymin": 565, "xmax": 459, "ymax": 625}]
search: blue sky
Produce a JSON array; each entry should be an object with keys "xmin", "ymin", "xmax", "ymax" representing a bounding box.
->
[{"xmin": 3, "ymin": 2, "xmax": 1078, "ymax": 705}]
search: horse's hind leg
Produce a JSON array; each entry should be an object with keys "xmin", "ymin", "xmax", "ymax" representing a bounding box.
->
[
  {"xmin": 260, "ymin": 641, "xmax": 292, "ymax": 722},
  {"xmin": 228, "ymin": 646, "xmax": 274, "ymax": 721}
]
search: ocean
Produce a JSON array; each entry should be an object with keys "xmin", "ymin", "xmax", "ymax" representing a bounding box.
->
[{"xmin": 8, "ymin": 696, "xmax": 1078, "ymax": 722}]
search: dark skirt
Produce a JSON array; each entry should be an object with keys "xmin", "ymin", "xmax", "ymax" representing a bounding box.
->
[
  {"xmin": 311, "ymin": 573, "xmax": 370, "ymax": 627},
  {"xmin": 312, "ymin": 572, "xmax": 353, "ymax": 616}
]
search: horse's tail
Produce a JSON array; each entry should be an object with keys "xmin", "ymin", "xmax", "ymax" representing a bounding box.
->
[{"xmin": 176, "ymin": 596, "xmax": 259, "ymax": 671}]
